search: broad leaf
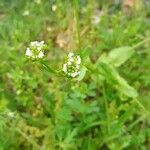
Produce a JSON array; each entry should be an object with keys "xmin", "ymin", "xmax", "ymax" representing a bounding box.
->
[{"xmin": 100, "ymin": 46, "xmax": 134, "ymax": 67}]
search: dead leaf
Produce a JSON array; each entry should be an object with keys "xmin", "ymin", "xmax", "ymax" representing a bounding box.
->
[
  {"xmin": 56, "ymin": 31, "xmax": 69, "ymax": 49},
  {"xmin": 122, "ymin": 0, "xmax": 135, "ymax": 8}
]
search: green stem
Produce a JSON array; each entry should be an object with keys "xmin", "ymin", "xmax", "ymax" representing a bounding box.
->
[
  {"xmin": 132, "ymin": 37, "xmax": 150, "ymax": 49},
  {"xmin": 80, "ymin": 121, "xmax": 102, "ymax": 134},
  {"xmin": 40, "ymin": 60, "xmax": 56, "ymax": 74},
  {"xmin": 74, "ymin": 0, "xmax": 81, "ymax": 50},
  {"xmin": 133, "ymin": 98, "xmax": 150, "ymax": 117},
  {"xmin": 102, "ymin": 82, "xmax": 110, "ymax": 134}
]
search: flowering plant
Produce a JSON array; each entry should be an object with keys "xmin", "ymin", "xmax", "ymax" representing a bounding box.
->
[{"xmin": 25, "ymin": 41, "xmax": 46, "ymax": 59}]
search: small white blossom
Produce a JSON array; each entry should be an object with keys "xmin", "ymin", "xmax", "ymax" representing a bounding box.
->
[
  {"xmin": 41, "ymin": 41, "xmax": 44, "ymax": 44},
  {"xmin": 68, "ymin": 52, "xmax": 74, "ymax": 58},
  {"xmin": 63, "ymin": 64, "xmax": 67, "ymax": 72},
  {"xmin": 67, "ymin": 61, "xmax": 72, "ymax": 65},
  {"xmin": 71, "ymin": 72, "xmax": 76, "ymax": 77},
  {"xmin": 38, "ymin": 51, "xmax": 44, "ymax": 58},
  {"xmin": 30, "ymin": 41, "xmax": 45, "ymax": 47},
  {"xmin": 25, "ymin": 48, "xmax": 33, "ymax": 57},
  {"xmin": 62, "ymin": 52, "xmax": 82, "ymax": 78},
  {"xmin": 25, "ymin": 41, "xmax": 46, "ymax": 59},
  {"xmin": 71, "ymin": 71, "xmax": 80, "ymax": 78},
  {"xmin": 69, "ymin": 57, "xmax": 74, "ymax": 62}
]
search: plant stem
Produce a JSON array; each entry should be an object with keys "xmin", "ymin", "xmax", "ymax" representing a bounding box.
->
[
  {"xmin": 133, "ymin": 98, "xmax": 150, "ymax": 117},
  {"xmin": 40, "ymin": 60, "xmax": 56, "ymax": 74},
  {"xmin": 132, "ymin": 37, "xmax": 150, "ymax": 49},
  {"xmin": 74, "ymin": 0, "xmax": 81, "ymax": 50},
  {"xmin": 102, "ymin": 82, "xmax": 110, "ymax": 134}
]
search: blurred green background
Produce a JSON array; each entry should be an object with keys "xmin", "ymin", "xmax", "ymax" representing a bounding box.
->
[{"xmin": 0, "ymin": 0, "xmax": 150, "ymax": 150}]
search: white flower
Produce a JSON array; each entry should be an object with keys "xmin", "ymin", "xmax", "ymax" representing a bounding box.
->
[
  {"xmin": 71, "ymin": 71, "xmax": 80, "ymax": 77},
  {"xmin": 62, "ymin": 52, "xmax": 82, "ymax": 78},
  {"xmin": 38, "ymin": 51, "xmax": 44, "ymax": 58},
  {"xmin": 41, "ymin": 41, "xmax": 44, "ymax": 44},
  {"xmin": 69, "ymin": 57, "xmax": 74, "ymax": 62},
  {"xmin": 71, "ymin": 72, "xmax": 77, "ymax": 77},
  {"xmin": 68, "ymin": 52, "xmax": 74, "ymax": 58},
  {"xmin": 30, "ymin": 41, "xmax": 37, "ymax": 47},
  {"xmin": 71, "ymin": 72, "xmax": 76, "ymax": 77},
  {"xmin": 25, "ymin": 41, "xmax": 46, "ymax": 59},
  {"xmin": 25, "ymin": 48, "xmax": 33, "ymax": 57},
  {"xmin": 67, "ymin": 61, "xmax": 72, "ymax": 65},
  {"xmin": 63, "ymin": 64, "xmax": 67, "ymax": 72}
]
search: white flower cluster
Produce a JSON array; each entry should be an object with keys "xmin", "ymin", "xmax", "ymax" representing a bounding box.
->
[
  {"xmin": 25, "ymin": 41, "xmax": 46, "ymax": 59},
  {"xmin": 63, "ymin": 52, "xmax": 81, "ymax": 78}
]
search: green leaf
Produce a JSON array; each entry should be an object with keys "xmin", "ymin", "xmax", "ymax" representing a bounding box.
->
[
  {"xmin": 80, "ymin": 47, "xmax": 91, "ymax": 59},
  {"xmin": 116, "ymin": 75, "xmax": 138, "ymax": 98},
  {"xmin": 40, "ymin": 60, "xmax": 56, "ymax": 74},
  {"xmin": 100, "ymin": 46, "xmax": 134, "ymax": 67},
  {"xmin": 76, "ymin": 66, "xmax": 87, "ymax": 81},
  {"xmin": 99, "ymin": 62, "xmax": 138, "ymax": 98}
]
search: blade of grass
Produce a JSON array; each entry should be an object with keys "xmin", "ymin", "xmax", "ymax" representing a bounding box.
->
[
  {"xmin": 102, "ymin": 82, "xmax": 110, "ymax": 134},
  {"xmin": 132, "ymin": 37, "xmax": 150, "ymax": 49},
  {"xmin": 74, "ymin": 0, "xmax": 81, "ymax": 50},
  {"xmin": 40, "ymin": 60, "xmax": 56, "ymax": 74},
  {"xmin": 133, "ymin": 98, "xmax": 150, "ymax": 117}
]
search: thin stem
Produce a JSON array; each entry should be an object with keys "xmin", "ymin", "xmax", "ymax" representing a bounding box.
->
[
  {"xmin": 80, "ymin": 121, "xmax": 102, "ymax": 134},
  {"xmin": 132, "ymin": 37, "xmax": 150, "ymax": 49},
  {"xmin": 74, "ymin": 0, "xmax": 81, "ymax": 50},
  {"xmin": 133, "ymin": 98, "xmax": 150, "ymax": 117},
  {"xmin": 102, "ymin": 82, "xmax": 110, "ymax": 134},
  {"xmin": 40, "ymin": 60, "xmax": 56, "ymax": 74}
]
